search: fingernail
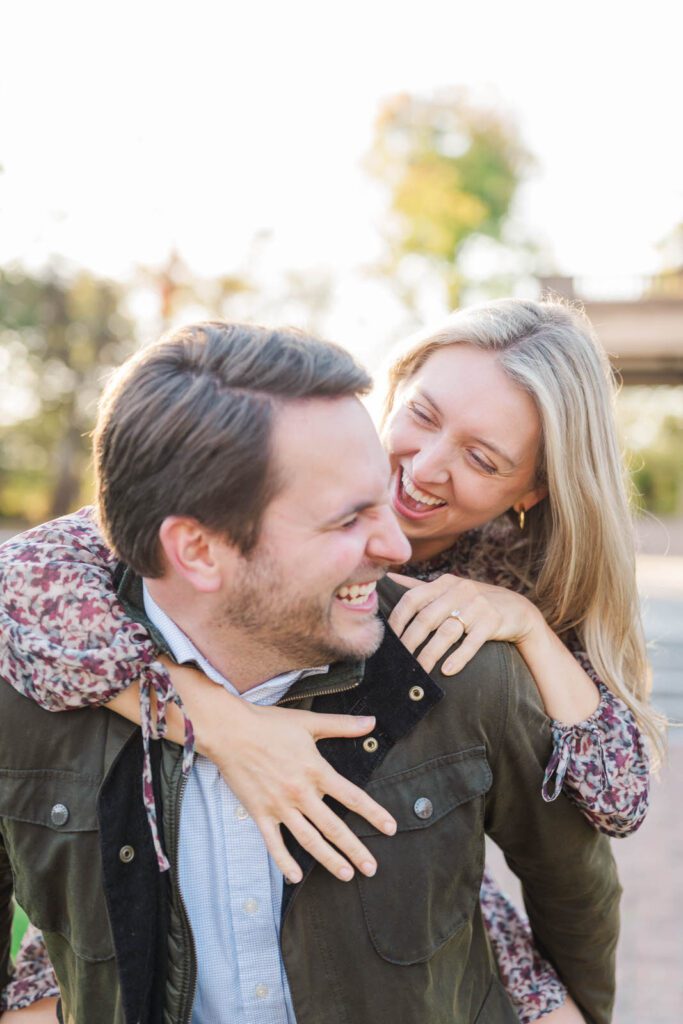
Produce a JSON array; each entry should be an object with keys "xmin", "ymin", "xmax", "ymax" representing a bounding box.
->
[
  {"xmin": 357, "ymin": 716, "xmax": 375, "ymax": 728},
  {"xmin": 361, "ymin": 860, "xmax": 377, "ymax": 877},
  {"xmin": 382, "ymin": 820, "xmax": 397, "ymax": 835},
  {"xmin": 286, "ymin": 872, "xmax": 302, "ymax": 885},
  {"xmin": 339, "ymin": 866, "xmax": 354, "ymax": 881}
]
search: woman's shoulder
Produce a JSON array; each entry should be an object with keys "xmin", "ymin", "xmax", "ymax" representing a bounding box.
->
[{"xmin": 0, "ymin": 506, "xmax": 115, "ymax": 569}]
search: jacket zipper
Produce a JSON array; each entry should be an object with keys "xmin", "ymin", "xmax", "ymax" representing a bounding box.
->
[
  {"xmin": 276, "ymin": 680, "xmax": 359, "ymax": 705},
  {"xmin": 173, "ymin": 766, "xmax": 198, "ymax": 1024}
]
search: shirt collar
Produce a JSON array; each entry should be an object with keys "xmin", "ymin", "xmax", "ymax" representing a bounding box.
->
[{"xmin": 141, "ymin": 582, "xmax": 328, "ymax": 706}]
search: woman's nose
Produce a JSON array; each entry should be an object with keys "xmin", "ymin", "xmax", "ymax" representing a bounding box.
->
[{"xmin": 411, "ymin": 441, "xmax": 450, "ymax": 485}]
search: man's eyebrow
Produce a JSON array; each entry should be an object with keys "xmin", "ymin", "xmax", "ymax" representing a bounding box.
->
[
  {"xmin": 419, "ymin": 388, "xmax": 517, "ymax": 468},
  {"xmin": 321, "ymin": 473, "xmax": 393, "ymax": 527},
  {"xmin": 321, "ymin": 500, "xmax": 377, "ymax": 526}
]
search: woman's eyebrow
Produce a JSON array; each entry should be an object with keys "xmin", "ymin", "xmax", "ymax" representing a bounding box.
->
[
  {"xmin": 470, "ymin": 436, "xmax": 517, "ymax": 468},
  {"xmin": 419, "ymin": 388, "xmax": 517, "ymax": 468}
]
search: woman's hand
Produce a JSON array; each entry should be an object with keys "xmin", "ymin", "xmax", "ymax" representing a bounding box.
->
[
  {"xmin": 387, "ymin": 571, "xmax": 541, "ymax": 675},
  {"xmin": 202, "ymin": 700, "xmax": 397, "ymax": 885},
  {"xmin": 139, "ymin": 660, "xmax": 397, "ymax": 885}
]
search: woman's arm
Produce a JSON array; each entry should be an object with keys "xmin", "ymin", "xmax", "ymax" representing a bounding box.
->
[
  {"xmin": 388, "ymin": 572, "xmax": 599, "ymax": 721},
  {"xmin": 388, "ymin": 572, "xmax": 650, "ymax": 837},
  {"xmin": 0, "ymin": 512, "xmax": 396, "ymax": 881}
]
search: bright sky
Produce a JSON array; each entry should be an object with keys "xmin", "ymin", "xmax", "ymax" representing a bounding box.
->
[{"xmin": 1, "ymin": 0, "xmax": 682, "ymax": 327}]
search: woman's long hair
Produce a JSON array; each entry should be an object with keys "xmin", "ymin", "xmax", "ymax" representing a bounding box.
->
[{"xmin": 382, "ymin": 297, "xmax": 666, "ymax": 765}]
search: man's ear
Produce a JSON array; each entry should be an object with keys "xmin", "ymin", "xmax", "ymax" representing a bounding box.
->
[{"xmin": 158, "ymin": 516, "xmax": 238, "ymax": 592}]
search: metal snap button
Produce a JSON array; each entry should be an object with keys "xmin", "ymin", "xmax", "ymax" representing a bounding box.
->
[
  {"xmin": 413, "ymin": 797, "xmax": 434, "ymax": 820},
  {"xmin": 409, "ymin": 685, "xmax": 425, "ymax": 702},
  {"xmin": 362, "ymin": 737, "xmax": 379, "ymax": 753},
  {"xmin": 50, "ymin": 803, "xmax": 69, "ymax": 827},
  {"xmin": 119, "ymin": 845, "xmax": 135, "ymax": 864}
]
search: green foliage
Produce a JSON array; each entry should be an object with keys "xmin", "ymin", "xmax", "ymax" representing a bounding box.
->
[
  {"xmin": 368, "ymin": 90, "xmax": 533, "ymax": 306},
  {"xmin": 628, "ymin": 414, "xmax": 683, "ymax": 516},
  {"xmin": 12, "ymin": 904, "xmax": 29, "ymax": 958},
  {"xmin": 0, "ymin": 265, "xmax": 135, "ymax": 520}
]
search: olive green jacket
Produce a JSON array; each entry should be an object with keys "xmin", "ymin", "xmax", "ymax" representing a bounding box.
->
[{"xmin": 0, "ymin": 575, "xmax": 621, "ymax": 1023}]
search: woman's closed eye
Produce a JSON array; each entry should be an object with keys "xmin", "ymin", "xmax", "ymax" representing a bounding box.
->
[
  {"xmin": 468, "ymin": 450, "xmax": 498, "ymax": 475},
  {"xmin": 407, "ymin": 401, "xmax": 436, "ymax": 426}
]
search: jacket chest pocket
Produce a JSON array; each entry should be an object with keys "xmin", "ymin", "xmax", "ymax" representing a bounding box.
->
[
  {"xmin": 0, "ymin": 768, "xmax": 115, "ymax": 962},
  {"xmin": 349, "ymin": 747, "xmax": 491, "ymax": 965}
]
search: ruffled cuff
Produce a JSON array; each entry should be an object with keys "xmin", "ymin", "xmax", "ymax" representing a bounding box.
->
[{"xmin": 541, "ymin": 683, "xmax": 650, "ymax": 838}]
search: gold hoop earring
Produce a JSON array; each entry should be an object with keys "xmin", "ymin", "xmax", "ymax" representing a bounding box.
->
[{"xmin": 518, "ymin": 507, "xmax": 525, "ymax": 531}]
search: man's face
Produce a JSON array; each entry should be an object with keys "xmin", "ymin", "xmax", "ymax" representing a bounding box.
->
[{"xmin": 217, "ymin": 396, "xmax": 412, "ymax": 667}]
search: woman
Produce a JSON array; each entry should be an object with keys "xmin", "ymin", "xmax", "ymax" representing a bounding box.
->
[{"xmin": 0, "ymin": 298, "xmax": 662, "ymax": 1022}]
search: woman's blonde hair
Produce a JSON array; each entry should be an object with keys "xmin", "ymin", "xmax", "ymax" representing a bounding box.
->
[{"xmin": 383, "ymin": 297, "xmax": 666, "ymax": 765}]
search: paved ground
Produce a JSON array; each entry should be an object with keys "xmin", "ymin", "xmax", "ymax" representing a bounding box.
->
[{"xmin": 489, "ymin": 552, "xmax": 683, "ymax": 1024}]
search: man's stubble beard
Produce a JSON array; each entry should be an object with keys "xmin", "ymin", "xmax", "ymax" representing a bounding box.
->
[{"xmin": 214, "ymin": 547, "xmax": 385, "ymax": 669}]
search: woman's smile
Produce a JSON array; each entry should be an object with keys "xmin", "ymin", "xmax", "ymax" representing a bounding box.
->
[{"xmin": 393, "ymin": 467, "xmax": 448, "ymax": 520}]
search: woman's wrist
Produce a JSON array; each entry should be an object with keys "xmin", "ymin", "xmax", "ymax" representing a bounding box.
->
[{"xmin": 514, "ymin": 610, "xmax": 601, "ymax": 724}]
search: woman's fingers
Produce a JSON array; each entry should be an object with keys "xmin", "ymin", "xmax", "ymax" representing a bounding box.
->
[
  {"xmin": 307, "ymin": 711, "xmax": 376, "ymax": 740},
  {"xmin": 441, "ymin": 625, "xmax": 492, "ymax": 675},
  {"xmin": 324, "ymin": 770, "xmax": 397, "ymax": 836},
  {"xmin": 414, "ymin": 616, "xmax": 467, "ymax": 672},
  {"xmin": 257, "ymin": 816, "xmax": 305, "ymax": 884},
  {"xmin": 387, "ymin": 574, "xmax": 457, "ymax": 636},
  {"xmin": 396, "ymin": 587, "xmax": 471, "ymax": 654},
  {"xmin": 301, "ymin": 797, "xmax": 380, "ymax": 877},
  {"xmin": 281, "ymin": 810, "xmax": 363, "ymax": 882}
]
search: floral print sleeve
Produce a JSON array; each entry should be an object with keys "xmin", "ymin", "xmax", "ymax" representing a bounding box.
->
[
  {"xmin": 0, "ymin": 507, "xmax": 194, "ymax": 870},
  {"xmin": 541, "ymin": 645, "xmax": 650, "ymax": 837}
]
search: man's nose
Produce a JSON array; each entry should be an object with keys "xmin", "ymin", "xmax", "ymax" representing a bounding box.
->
[{"xmin": 368, "ymin": 506, "xmax": 412, "ymax": 565}]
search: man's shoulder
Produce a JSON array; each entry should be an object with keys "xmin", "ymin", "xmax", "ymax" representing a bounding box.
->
[
  {"xmin": 377, "ymin": 576, "xmax": 537, "ymax": 707},
  {"xmin": 0, "ymin": 675, "xmax": 135, "ymax": 775}
]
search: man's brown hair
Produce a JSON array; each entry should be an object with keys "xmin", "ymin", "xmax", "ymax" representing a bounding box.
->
[{"xmin": 94, "ymin": 321, "xmax": 372, "ymax": 576}]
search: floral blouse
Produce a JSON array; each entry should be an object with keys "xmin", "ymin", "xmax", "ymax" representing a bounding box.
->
[{"xmin": 0, "ymin": 507, "xmax": 651, "ymax": 1023}]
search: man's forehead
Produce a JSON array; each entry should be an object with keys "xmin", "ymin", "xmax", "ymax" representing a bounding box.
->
[{"xmin": 271, "ymin": 396, "xmax": 389, "ymax": 511}]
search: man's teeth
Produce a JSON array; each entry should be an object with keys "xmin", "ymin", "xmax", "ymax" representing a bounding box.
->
[
  {"xmin": 336, "ymin": 581, "xmax": 377, "ymax": 605},
  {"xmin": 401, "ymin": 470, "xmax": 446, "ymax": 507}
]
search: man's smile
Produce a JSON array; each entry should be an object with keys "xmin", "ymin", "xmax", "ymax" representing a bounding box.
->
[{"xmin": 334, "ymin": 579, "xmax": 379, "ymax": 611}]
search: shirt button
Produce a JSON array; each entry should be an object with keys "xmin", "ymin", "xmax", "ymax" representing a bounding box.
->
[
  {"xmin": 243, "ymin": 898, "xmax": 259, "ymax": 914},
  {"xmin": 413, "ymin": 797, "xmax": 434, "ymax": 820},
  {"xmin": 255, "ymin": 983, "xmax": 269, "ymax": 999},
  {"xmin": 235, "ymin": 804, "xmax": 249, "ymax": 820},
  {"xmin": 50, "ymin": 803, "xmax": 69, "ymax": 827}
]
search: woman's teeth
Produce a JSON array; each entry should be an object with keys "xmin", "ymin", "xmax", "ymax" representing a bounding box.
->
[
  {"xmin": 401, "ymin": 470, "xmax": 446, "ymax": 508},
  {"xmin": 336, "ymin": 581, "xmax": 377, "ymax": 605}
]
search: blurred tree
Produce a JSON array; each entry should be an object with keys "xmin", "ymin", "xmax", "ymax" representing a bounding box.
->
[
  {"xmin": 649, "ymin": 221, "xmax": 683, "ymax": 297},
  {"xmin": 0, "ymin": 265, "xmax": 135, "ymax": 521},
  {"xmin": 368, "ymin": 89, "xmax": 533, "ymax": 309}
]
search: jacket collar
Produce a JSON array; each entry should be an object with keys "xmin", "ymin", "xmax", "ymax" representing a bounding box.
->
[{"xmin": 114, "ymin": 564, "xmax": 365, "ymax": 702}]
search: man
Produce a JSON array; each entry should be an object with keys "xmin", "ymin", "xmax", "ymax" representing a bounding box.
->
[{"xmin": 0, "ymin": 322, "xmax": 620, "ymax": 1024}]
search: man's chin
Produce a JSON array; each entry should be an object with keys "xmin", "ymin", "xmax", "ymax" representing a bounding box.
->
[{"xmin": 326, "ymin": 615, "xmax": 385, "ymax": 662}]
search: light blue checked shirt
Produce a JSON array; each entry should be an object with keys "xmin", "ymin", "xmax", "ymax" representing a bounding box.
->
[{"xmin": 143, "ymin": 586, "xmax": 327, "ymax": 1024}]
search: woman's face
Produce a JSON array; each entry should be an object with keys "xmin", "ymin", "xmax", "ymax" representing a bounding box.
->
[{"xmin": 384, "ymin": 344, "xmax": 547, "ymax": 562}]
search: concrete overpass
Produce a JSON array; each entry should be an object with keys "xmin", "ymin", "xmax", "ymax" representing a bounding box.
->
[{"xmin": 539, "ymin": 277, "xmax": 683, "ymax": 385}]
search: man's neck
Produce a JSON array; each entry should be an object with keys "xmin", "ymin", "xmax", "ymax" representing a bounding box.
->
[{"xmin": 143, "ymin": 579, "xmax": 306, "ymax": 693}]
